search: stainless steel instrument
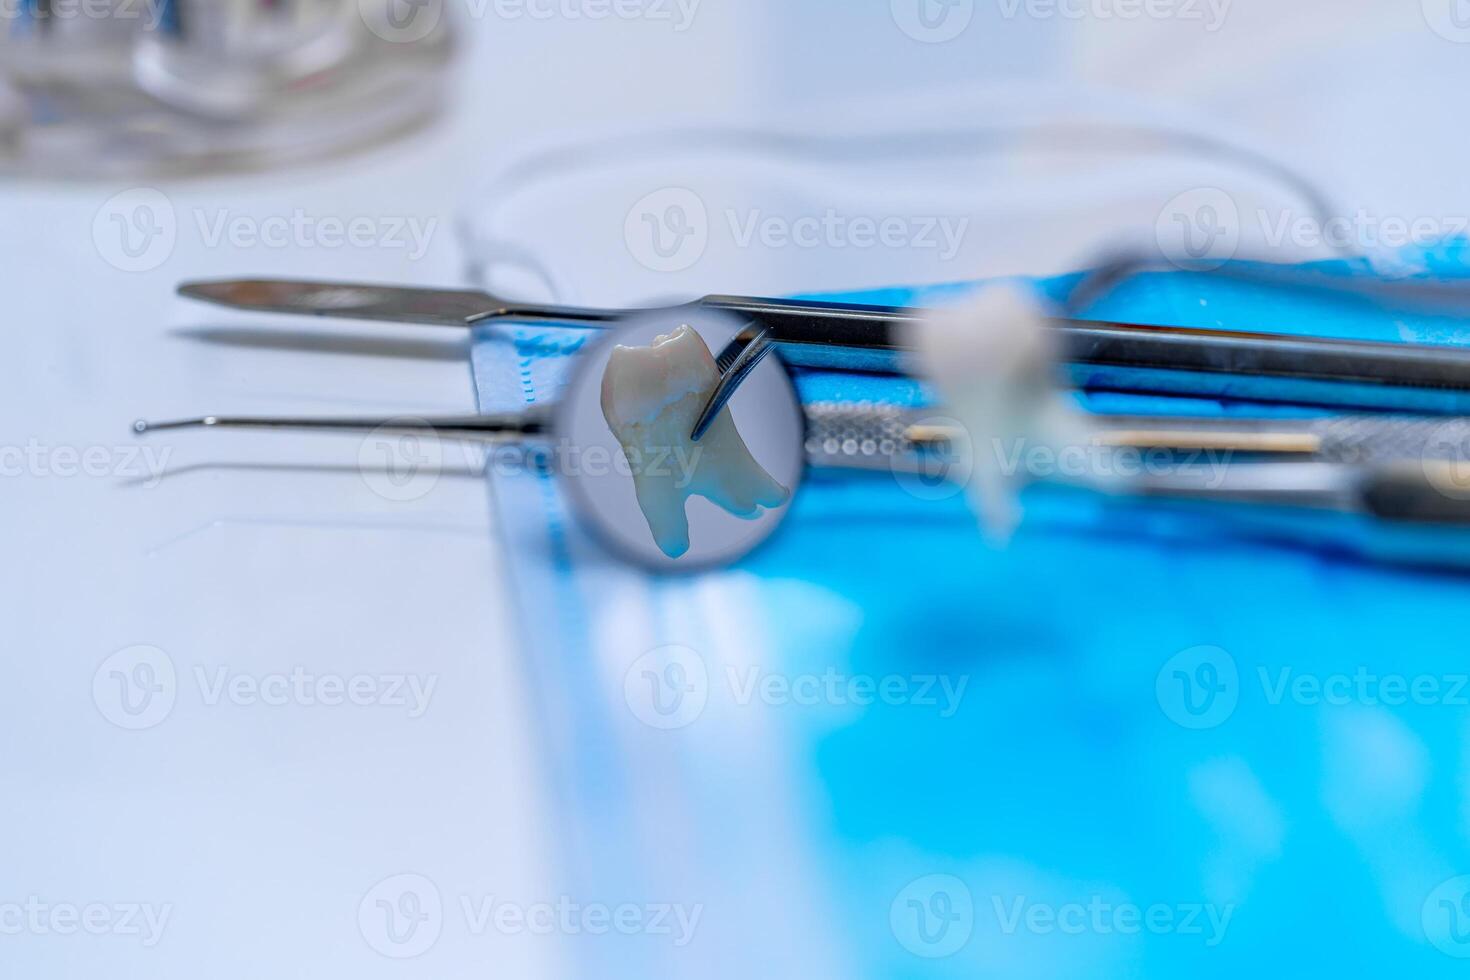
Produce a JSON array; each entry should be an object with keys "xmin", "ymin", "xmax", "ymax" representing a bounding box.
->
[
  {"xmin": 178, "ymin": 277, "xmax": 1470, "ymax": 420},
  {"xmin": 132, "ymin": 405, "xmax": 1470, "ymax": 524}
]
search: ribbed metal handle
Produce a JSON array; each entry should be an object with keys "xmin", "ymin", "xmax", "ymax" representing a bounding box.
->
[{"xmin": 801, "ymin": 402, "xmax": 1470, "ymax": 467}]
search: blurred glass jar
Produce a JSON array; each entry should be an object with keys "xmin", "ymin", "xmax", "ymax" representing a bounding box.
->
[{"xmin": 0, "ymin": 0, "xmax": 453, "ymax": 176}]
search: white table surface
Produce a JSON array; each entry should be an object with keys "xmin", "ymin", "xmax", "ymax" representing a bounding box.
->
[
  {"xmin": 2, "ymin": 3, "xmax": 1463, "ymax": 975},
  {"xmin": 0, "ymin": 100, "xmax": 561, "ymax": 980},
  {"xmin": 0, "ymin": 6, "xmax": 777, "ymax": 974}
]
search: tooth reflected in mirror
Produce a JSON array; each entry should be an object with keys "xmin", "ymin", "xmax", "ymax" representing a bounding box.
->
[{"xmin": 599, "ymin": 324, "xmax": 789, "ymax": 558}]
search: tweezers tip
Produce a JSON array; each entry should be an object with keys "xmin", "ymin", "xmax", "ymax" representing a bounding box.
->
[{"xmin": 177, "ymin": 279, "xmax": 247, "ymax": 305}]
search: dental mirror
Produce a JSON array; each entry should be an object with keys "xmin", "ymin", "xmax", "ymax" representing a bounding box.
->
[{"xmin": 555, "ymin": 308, "xmax": 806, "ymax": 572}]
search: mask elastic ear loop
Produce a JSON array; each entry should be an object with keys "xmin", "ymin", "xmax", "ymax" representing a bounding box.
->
[
  {"xmin": 456, "ymin": 113, "xmax": 1346, "ymax": 304},
  {"xmin": 460, "ymin": 235, "xmax": 576, "ymax": 311}
]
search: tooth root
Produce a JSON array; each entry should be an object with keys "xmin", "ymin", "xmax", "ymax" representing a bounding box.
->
[
  {"xmin": 905, "ymin": 283, "xmax": 1095, "ymax": 541},
  {"xmin": 629, "ymin": 466, "xmax": 692, "ymax": 558},
  {"xmin": 600, "ymin": 324, "xmax": 790, "ymax": 558},
  {"xmin": 690, "ymin": 411, "xmax": 790, "ymax": 518}
]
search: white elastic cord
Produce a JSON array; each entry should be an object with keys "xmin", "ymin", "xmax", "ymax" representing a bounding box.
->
[{"xmin": 458, "ymin": 101, "xmax": 1347, "ymax": 305}]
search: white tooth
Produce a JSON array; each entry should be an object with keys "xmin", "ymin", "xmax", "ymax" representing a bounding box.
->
[
  {"xmin": 600, "ymin": 324, "xmax": 789, "ymax": 558},
  {"xmin": 906, "ymin": 284, "xmax": 1097, "ymax": 541}
]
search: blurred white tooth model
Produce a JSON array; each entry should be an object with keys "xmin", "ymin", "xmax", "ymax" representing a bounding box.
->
[
  {"xmin": 907, "ymin": 284, "xmax": 1096, "ymax": 540},
  {"xmin": 600, "ymin": 325, "xmax": 789, "ymax": 559}
]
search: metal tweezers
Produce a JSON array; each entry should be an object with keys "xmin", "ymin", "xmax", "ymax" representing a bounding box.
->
[{"xmin": 179, "ymin": 271, "xmax": 1470, "ymax": 442}]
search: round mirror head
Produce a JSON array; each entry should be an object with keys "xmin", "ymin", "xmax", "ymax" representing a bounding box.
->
[{"xmin": 556, "ymin": 307, "xmax": 806, "ymax": 572}]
